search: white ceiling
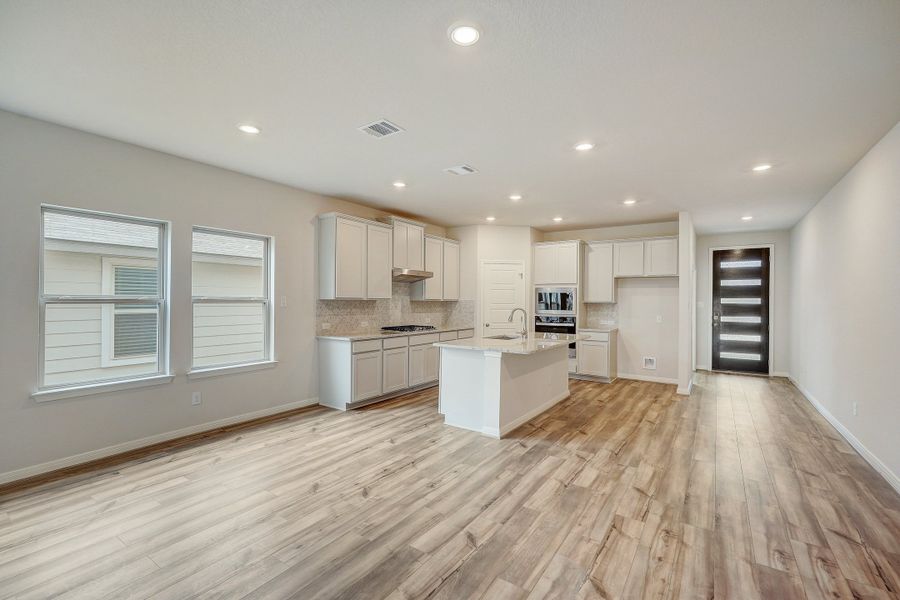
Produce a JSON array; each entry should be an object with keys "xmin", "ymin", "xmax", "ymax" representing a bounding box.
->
[{"xmin": 2, "ymin": 1, "xmax": 899, "ymax": 234}]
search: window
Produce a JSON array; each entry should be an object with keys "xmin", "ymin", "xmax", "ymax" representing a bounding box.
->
[
  {"xmin": 191, "ymin": 227, "xmax": 272, "ymax": 370},
  {"xmin": 40, "ymin": 206, "xmax": 169, "ymax": 390}
]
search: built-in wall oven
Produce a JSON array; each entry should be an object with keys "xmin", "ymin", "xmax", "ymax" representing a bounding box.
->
[
  {"xmin": 534, "ymin": 315, "xmax": 577, "ymax": 371},
  {"xmin": 535, "ymin": 287, "xmax": 576, "ymax": 316}
]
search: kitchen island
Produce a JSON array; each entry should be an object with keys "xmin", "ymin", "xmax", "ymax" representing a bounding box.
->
[{"xmin": 435, "ymin": 333, "xmax": 582, "ymax": 438}]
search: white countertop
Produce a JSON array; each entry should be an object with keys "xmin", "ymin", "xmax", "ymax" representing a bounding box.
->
[
  {"xmin": 578, "ymin": 326, "xmax": 619, "ymax": 332},
  {"xmin": 435, "ymin": 333, "xmax": 584, "ymax": 355},
  {"xmin": 317, "ymin": 325, "xmax": 475, "ymax": 341}
]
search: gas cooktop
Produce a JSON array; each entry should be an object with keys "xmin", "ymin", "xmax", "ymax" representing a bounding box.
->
[{"xmin": 380, "ymin": 325, "xmax": 437, "ymax": 333}]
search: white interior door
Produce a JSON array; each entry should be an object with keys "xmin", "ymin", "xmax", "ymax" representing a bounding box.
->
[{"xmin": 480, "ymin": 261, "xmax": 525, "ymax": 337}]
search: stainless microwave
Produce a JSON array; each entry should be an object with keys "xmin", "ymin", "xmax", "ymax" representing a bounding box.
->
[{"xmin": 535, "ymin": 287, "xmax": 576, "ymax": 316}]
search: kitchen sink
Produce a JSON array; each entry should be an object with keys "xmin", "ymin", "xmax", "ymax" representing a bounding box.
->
[{"xmin": 486, "ymin": 334, "xmax": 522, "ymax": 340}]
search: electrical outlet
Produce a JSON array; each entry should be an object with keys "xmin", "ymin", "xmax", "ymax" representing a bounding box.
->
[
  {"xmin": 280, "ymin": 295, "xmax": 288, "ymax": 308},
  {"xmin": 192, "ymin": 392, "xmax": 202, "ymax": 406},
  {"xmin": 321, "ymin": 323, "xmax": 331, "ymax": 330},
  {"xmin": 852, "ymin": 401, "xmax": 858, "ymax": 416},
  {"xmin": 656, "ymin": 315, "xmax": 663, "ymax": 323}
]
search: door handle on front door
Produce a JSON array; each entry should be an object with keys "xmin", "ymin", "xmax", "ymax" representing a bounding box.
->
[
  {"xmin": 713, "ymin": 313, "xmax": 719, "ymax": 327},
  {"xmin": 484, "ymin": 323, "xmax": 490, "ymax": 327}
]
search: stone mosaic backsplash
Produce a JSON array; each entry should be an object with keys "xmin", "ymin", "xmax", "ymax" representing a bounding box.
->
[
  {"xmin": 316, "ymin": 283, "xmax": 475, "ymax": 334},
  {"xmin": 582, "ymin": 302, "xmax": 618, "ymax": 329}
]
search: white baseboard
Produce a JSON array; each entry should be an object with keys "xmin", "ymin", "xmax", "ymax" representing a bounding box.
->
[
  {"xmin": 695, "ymin": 364, "xmax": 710, "ymax": 371},
  {"xmin": 771, "ymin": 371, "xmax": 791, "ymax": 378},
  {"xmin": 0, "ymin": 397, "xmax": 319, "ymax": 486},
  {"xmin": 618, "ymin": 373, "xmax": 679, "ymax": 386},
  {"xmin": 788, "ymin": 377, "xmax": 900, "ymax": 496},
  {"xmin": 676, "ymin": 376, "xmax": 693, "ymax": 396}
]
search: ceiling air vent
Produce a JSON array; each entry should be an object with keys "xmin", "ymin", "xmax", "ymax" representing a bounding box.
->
[
  {"xmin": 358, "ymin": 119, "xmax": 405, "ymax": 138},
  {"xmin": 443, "ymin": 164, "xmax": 479, "ymax": 175}
]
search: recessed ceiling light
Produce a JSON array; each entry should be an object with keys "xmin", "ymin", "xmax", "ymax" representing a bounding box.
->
[
  {"xmin": 752, "ymin": 164, "xmax": 772, "ymax": 172},
  {"xmin": 237, "ymin": 124, "xmax": 260, "ymax": 134},
  {"xmin": 553, "ymin": 217, "xmax": 563, "ymax": 222},
  {"xmin": 574, "ymin": 142, "xmax": 594, "ymax": 151},
  {"xmin": 509, "ymin": 194, "xmax": 522, "ymax": 201},
  {"xmin": 486, "ymin": 216, "xmax": 496, "ymax": 222},
  {"xmin": 742, "ymin": 215, "xmax": 754, "ymax": 221},
  {"xmin": 392, "ymin": 181, "xmax": 407, "ymax": 188},
  {"xmin": 449, "ymin": 25, "xmax": 480, "ymax": 46},
  {"xmin": 623, "ymin": 198, "xmax": 637, "ymax": 205}
]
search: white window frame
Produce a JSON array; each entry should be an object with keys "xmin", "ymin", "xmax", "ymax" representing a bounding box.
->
[
  {"xmin": 36, "ymin": 205, "xmax": 171, "ymax": 398},
  {"xmin": 100, "ymin": 256, "xmax": 159, "ymax": 367},
  {"xmin": 189, "ymin": 226, "xmax": 275, "ymax": 375}
]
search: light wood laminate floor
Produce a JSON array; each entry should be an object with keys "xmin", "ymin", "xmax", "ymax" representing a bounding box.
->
[{"xmin": 1, "ymin": 373, "xmax": 899, "ymax": 599}]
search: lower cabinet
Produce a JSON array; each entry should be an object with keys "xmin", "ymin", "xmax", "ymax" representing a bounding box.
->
[
  {"xmin": 409, "ymin": 344, "xmax": 440, "ymax": 387},
  {"xmin": 382, "ymin": 347, "xmax": 409, "ymax": 394},
  {"xmin": 352, "ymin": 350, "xmax": 383, "ymax": 402},
  {"xmin": 576, "ymin": 330, "xmax": 618, "ymax": 382}
]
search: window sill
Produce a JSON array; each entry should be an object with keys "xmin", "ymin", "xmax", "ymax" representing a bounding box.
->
[
  {"xmin": 32, "ymin": 374, "xmax": 174, "ymax": 402},
  {"xmin": 187, "ymin": 360, "xmax": 278, "ymax": 380}
]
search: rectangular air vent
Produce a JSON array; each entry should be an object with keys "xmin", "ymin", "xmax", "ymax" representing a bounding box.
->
[
  {"xmin": 642, "ymin": 357, "xmax": 657, "ymax": 370},
  {"xmin": 443, "ymin": 164, "xmax": 479, "ymax": 175},
  {"xmin": 358, "ymin": 119, "xmax": 405, "ymax": 138}
]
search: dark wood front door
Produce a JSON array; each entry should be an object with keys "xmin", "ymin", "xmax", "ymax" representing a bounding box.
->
[{"xmin": 712, "ymin": 247, "xmax": 770, "ymax": 374}]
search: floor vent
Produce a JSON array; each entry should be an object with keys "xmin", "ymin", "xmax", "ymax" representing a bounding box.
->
[
  {"xmin": 443, "ymin": 164, "xmax": 479, "ymax": 175},
  {"xmin": 358, "ymin": 119, "xmax": 405, "ymax": 138},
  {"xmin": 642, "ymin": 357, "xmax": 657, "ymax": 370}
]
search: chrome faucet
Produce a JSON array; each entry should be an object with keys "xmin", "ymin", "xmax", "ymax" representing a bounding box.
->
[{"xmin": 508, "ymin": 308, "xmax": 528, "ymax": 339}]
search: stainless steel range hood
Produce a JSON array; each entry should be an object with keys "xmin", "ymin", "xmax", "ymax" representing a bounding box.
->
[{"xmin": 392, "ymin": 268, "xmax": 433, "ymax": 283}]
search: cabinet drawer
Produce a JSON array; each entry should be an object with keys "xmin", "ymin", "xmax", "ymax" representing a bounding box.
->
[
  {"xmin": 579, "ymin": 331, "xmax": 609, "ymax": 342},
  {"xmin": 439, "ymin": 331, "xmax": 458, "ymax": 341},
  {"xmin": 382, "ymin": 336, "xmax": 409, "ymax": 349},
  {"xmin": 351, "ymin": 339, "xmax": 382, "ymax": 353},
  {"xmin": 457, "ymin": 329, "xmax": 475, "ymax": 339},
  {"xmin": 409, "ymin": 333, "xmax": 440, "ymax": 346}
]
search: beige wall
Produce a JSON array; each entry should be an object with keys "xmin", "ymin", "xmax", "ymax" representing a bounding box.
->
[
  {"xmin": 540, "ymin": 221, "xmax": 677, "ymax": 242},
  {"xmin": 0, "ymin": 110, "xmax": 444, "ymax": 479},
  {"xmin": 694, "ymin": 229, "xmax": 792, "ymax": 375},
  {"xmin": 790, "ymin": 121, "xmax": 900, "ymax": 486}
]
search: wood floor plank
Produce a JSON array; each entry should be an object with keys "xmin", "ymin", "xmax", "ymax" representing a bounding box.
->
[{"xmin": 0, "ymin": 373, "xmax": 897, "ymax": 600}]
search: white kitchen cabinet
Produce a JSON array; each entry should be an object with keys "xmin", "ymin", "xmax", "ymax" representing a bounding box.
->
[
  {"xmin": 644, "ymin": 238, "xmax": 678, "ymax": 276},
  {"xmin": 613, "ymin": 241, "xmax": 645, "ymax": 277},
  {"xmin": 443, "ymin": 240, "xmax": 460, "ymax": 300},
  {"xmin": 352, "ymin": 350, "xmax": 383, "ymax": 402},
  {"xmin": 366, "ymin": 224, "xmax": 393, "ymax": 299},
  {"xmin": 583, "ymin": 242, "xmax": 615, "ymax": 303},
  {"xmin": 382, "ymin": 347, "xmax": 409, "ymax": 394},
  {"xmin": 389, "ymin": 217, "xmax": 425, "ymax": 271},
  {"xmin": 613, "ymin": 237, "xmax": 678, "ymax": 277},
  {"xmin": 576, "ymin": 330, "xmax": 618, "ymax": 382},
  {"xmin": 409, "ymin": 344, "xmax": 440, "ymax": 386},
  {"xmin": 411, "ymin": 237, "xmax": 460, "ymax": 301},
  {"xmin": 533, "ymin": 241, "xmax": 580, "ymax": 285},
  {"xmin": 318, "ymin": 213, "xmax": 392, "ymax": 300}
]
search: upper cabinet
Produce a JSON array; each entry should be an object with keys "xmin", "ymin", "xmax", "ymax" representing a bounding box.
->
[
  {"xmin": 388, "ymin": 217, "xmax": 425, "ymax": 271},
  {"xmin": 318, "ymin": 213, "xmax": 393, "ymax": 300},
  {"xmin": 613, "ymin": 237, "xmax": 678, "ymax": 278},
  {"xmin": 583, "ymin": 242, "xmax": 615, "ymax": 303},
  {"xmin": 411, "ymin": 236, "xmax": 460, "ymax": 301},
  {"xmin": 533, "ymin": 241, "xmax": 580, "ymax": 285}
]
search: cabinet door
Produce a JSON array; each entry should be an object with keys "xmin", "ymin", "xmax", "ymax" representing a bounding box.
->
[
  {"xmin": 408, "ymin": 345, "xmax": 426, "ymax": 387},
  {"xmin": 423, "ymin": 236, "xmax": 443, "ymax": 300},
  {"xmin": 335, "ymin": 218, "xmax": 367, "ymax": 298},
  {"xmin": 614, "ymin": 241, "xmax": 645, "ymax": 277},
  {"xmin": 424, "ymin": 345, "xmax": 440, "ymax": 383},
  {"xmin": 443, "ymin": 242, "xmax": 460, "ymax": 301},
  {"xmin": 352, "ymin": 350, "xmax": 382, "ymax": 402},
  {"xmin": 577, "ymin": 341, "xmax": 609, "ymax": 377},
  {"xmin": 382, "ymin": 347, "xmax": 409, "ymax": 393},
  {"xmin": 366, "ymin": 225, "xmax": 392, "ymax": 299},
  {"xmin": 644, "ymin": 238, "xmax": 678, "ymax": 276},
  {"xmin": 407, "ymin": 225, "xmax": 424, "ymax": 270},
  {"xmin": 584, "ymin": 243, "xmax": 615, "ymax": 303},
  {"xmin": 533, "ymin": 245, "xmax": 557, "ymax": 285},
  {"xmin": 556, "ymin": 242, "xmax": 579, "ymax": 284},
  {"xmin": 393, "ymin": 221, "xmax": 408, "ymax": 269}
]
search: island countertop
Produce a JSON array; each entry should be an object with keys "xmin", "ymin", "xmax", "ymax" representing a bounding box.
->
[
  {"xmin": 317, "ymin": 325, "xmax": 475, "ymax": 341},
  {"xmin": 435, "ymin": 333, "xmax": 584, "ymax": 355}
]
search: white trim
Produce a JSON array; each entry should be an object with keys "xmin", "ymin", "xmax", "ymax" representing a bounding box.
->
[
  {"xmin": 788, "ymin": 377, "xmax": 900, "ymax": 496},
  {"xmin": 706, "ymin": 243, "xmax": 775, "ymax": 375},
  {"xmin": 31, "ymin": 374, "xmax": 174, "ymax": 402},
  {"xmin": 618, "ymin": 373, "xmax": 679, "ymax": 385},
  {"xmin": 677, "ymin": 375, "xmax": 693, "ymax": 396},
  {"xmin": 187, "ymin": 360, "xmax": 278, "ymax": 379},
  {"xmin": 1, "ymin": 396, "xmax": 319, "ymax": 485}
]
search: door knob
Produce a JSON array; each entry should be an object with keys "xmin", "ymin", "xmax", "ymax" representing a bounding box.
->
[{"xmin": 484, "ymin": 323, "xmax": 490, "ymax": 327}]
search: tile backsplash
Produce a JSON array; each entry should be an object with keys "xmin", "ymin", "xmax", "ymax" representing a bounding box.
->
[
  {"xmin": 316, "ymin": 283, "xmax": 475, "ymax": 334},
  {"xmin": 582, "ymin": 303, "xmax": 618, "ymax": 329}
]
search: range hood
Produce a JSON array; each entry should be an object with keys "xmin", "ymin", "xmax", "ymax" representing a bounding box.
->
[{"xmin": 392, "ymin": 268, "xmax": 433, "ymax": 283}]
